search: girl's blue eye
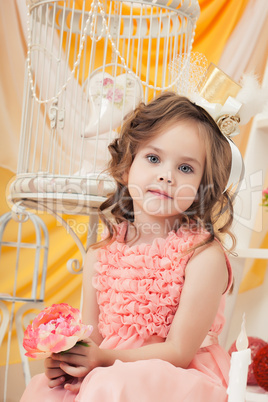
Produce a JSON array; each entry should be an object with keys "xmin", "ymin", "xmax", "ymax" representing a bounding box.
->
[
  {"xmin": 179, "ymin": 164, "xmax": 193, "ymax": 173},
  {"xmin": 147, "ymin": 155, "xmax": 160, "ymax": 164}
]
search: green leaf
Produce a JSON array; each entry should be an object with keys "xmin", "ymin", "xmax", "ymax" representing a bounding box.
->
[{"xmin": 59, "ymin": 340, "xmax": 89, "ymax": 354}]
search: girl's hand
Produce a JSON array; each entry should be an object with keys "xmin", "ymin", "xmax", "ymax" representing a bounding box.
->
[
  {"xmin": 44, "ymin": 356, "xmax": 72, "ymax": 388},
  {"xmin": 51, "ymin": 338, "xmax": 104, "ymax": 380},
  {"xmin": 64, "ymin": 378, "xmax": 83, "ymax": 394}
]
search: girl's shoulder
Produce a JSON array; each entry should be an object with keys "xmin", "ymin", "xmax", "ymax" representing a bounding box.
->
[
  {"xmin": 176, "ymin": 222, "xmax": 233, "ymax": 294},
  {"xmin": 185, "ymin": 237, "xmax": 233, "ymax": 294}
]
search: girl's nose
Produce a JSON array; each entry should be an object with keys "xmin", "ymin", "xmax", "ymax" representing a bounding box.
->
[{"xmin": 157, "ymin": 173, "xmax": 174, "ymax": 185}]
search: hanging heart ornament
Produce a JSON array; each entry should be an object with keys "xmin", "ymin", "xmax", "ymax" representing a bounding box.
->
[{"xmin": 84, "ymin": 72, "xmax": 143, "ymax": 137}]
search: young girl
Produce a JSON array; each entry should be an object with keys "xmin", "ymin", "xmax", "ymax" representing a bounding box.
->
[{"xmin": 21, "ymin": 92, "xmax": 235, "ymax": 402}]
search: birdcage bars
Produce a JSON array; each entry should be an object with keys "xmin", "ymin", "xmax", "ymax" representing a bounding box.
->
[{"xmin": 9, "ymin": 0, "xmax": 200, "ymax": 216}]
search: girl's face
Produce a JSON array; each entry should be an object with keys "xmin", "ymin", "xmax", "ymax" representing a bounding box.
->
[{"xmin": 125, "ymin": 120, "xmax": 206, "ymax": 227}]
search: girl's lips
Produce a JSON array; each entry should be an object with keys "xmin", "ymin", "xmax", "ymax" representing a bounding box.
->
[{"xmin": 148, "ymin": 189, "xmax": 173, "ymax": 199}]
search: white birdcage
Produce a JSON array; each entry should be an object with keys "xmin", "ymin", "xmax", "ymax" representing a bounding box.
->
[
  {"xmin": 3, "ymin": 2, "xmax": 201, "ymax": 393},
  {"xmin": 8, "ymin": 0, "xmax": 200, "ymax": 220}
]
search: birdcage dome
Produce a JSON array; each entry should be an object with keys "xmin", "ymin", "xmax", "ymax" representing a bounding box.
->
[{"xmin": 9, "ymin": 0, "xmax": 200, "ymax": 216}]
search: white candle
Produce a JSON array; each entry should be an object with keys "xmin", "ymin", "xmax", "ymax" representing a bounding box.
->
[{"xmin": 227, "ymin": 313, "xmax": 251, "ymax": 402}]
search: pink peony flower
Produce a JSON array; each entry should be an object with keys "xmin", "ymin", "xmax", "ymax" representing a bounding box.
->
[{"xmin": 23, "ymin": 303, "xmax": 93, "ymax": 359}]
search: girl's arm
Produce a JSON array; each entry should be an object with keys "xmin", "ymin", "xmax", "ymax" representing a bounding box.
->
[
  {"xmin": 81, "ymin": 247, "xmax": 103, "ymax": 345},
  {"xmin": 54, "ymin": 241, "xmax": 228, "ymax": 378},
  {"xmin": 44, "ymin": 247, "xmax": 103, "ymax": 389}
]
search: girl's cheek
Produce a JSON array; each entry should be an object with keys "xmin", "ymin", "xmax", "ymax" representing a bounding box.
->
[
  {"xmin": 174, "ymin": 188, "xmax": 198, "ymax": 211},
  {"xmin": 174, "ymin": 186, "xmax": 198, "ymax": 201}
]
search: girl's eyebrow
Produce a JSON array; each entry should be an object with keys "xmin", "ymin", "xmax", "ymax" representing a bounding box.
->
[
  {"xmin": 143, "ymin": 146, "xmax": 202, "ymax": 167},
  {"xmin": 143, "ymin": 145, "xmax": 162, "ymax": 154},
  {"xmin": 180, "ymin": 156, "xmax": 202, "ymax": 167}
]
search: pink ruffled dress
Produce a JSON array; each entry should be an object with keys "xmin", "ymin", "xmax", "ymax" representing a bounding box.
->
[{"xmin": 20, "ymin": 222, "xmax": 232, "ymax": 402}]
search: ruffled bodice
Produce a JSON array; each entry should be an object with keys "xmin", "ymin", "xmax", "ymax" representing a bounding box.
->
[{"xmin": 92, "ymin": 222, "xmax": 232, "ymax": 350}]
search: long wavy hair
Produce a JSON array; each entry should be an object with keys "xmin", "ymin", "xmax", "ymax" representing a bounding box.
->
[{"xmin": 93, "ymin": 92, "xmax": 235, "ymax": 252}]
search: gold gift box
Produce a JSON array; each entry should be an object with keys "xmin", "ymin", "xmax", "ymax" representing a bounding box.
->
[{"xmin": 197, "ymin": 63, "xmax": 241, "ymax": 105}]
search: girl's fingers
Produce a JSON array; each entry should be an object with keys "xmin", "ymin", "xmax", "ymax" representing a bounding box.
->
[
  {"xmin": 45, "ymin": 357, "xmax": 62, "ymax": 368},
  {"xmin": 51, "ymin": 340, "xmax": 90, "ymax": 358},
  {"xmin": 53, "ymin": 352, "xmax": 88, "ymax": 367},
  {"xmin": 60, "ymin": 362, "xmax": 89, "ymax": 378},
  {"xmin": 53, "ymin": 344, "xmax": 88, "ymax": 357},
  {"xmin": 46, "ymin": 367, "xmax": 66, "ymax": 379},
  {"xmin": 48, "ymin": 376, "xmax": 66, "ymax": 388},
  {"xmin": 64, "ymin": 381, "xmax": 82, "ymax": 394},
  {"xmin": 64, "ymin": 379, "xmax": 82, "ymax": 394}
]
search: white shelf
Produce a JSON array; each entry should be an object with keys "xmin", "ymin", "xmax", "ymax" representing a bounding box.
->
[
  {"xmin": 256, "ymin": 116, "xmax": 268, "ymax": 130},
  {"xmin": 236, "ymin": 248, "xmax": 268, "ymax": 259},
  {"xmin": 246, "ymin": 385, "xmax": 268, "ymax": 402}
]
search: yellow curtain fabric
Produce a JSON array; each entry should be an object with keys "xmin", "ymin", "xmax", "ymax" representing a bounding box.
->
[
  {"xmin": 0, "ymin": 0, "xmax": 261, "ymax": 366},
  {"xmin": 194, "ymin": 0, "xmax": 250, "ymax": 63}
]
